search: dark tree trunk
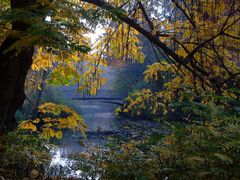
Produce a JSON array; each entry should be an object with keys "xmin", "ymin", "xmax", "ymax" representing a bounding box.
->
[{"xmin": 0, "ymin": 0, "xmax": 36, "ymax": 131}]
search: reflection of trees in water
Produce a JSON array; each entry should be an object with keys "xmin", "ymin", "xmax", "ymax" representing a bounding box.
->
[{"xmin": 50, "ymin": 100, "xmax": 119, "ymax": 164}]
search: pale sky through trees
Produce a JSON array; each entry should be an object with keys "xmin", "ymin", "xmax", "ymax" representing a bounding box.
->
[{"xmin": 87, "ymin": 27, "xmax": 105, "ymax": 44}]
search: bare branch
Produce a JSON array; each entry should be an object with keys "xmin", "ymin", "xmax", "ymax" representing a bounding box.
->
[
  {"xmin": 137, "ymin": 1, "xmax": 154, "ymax": 30},
  {"xmin": 172, "ymin": 0, "xmax": 196, "ymax": 29}
]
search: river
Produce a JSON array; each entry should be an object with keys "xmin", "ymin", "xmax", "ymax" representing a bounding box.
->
[
  {"xmin": 48, "ymin": 100, "xmax": 121, "ymax": 177},
  {"xmin": 47, "ymin": 98, "xmax": 162, "ymax": 178}
]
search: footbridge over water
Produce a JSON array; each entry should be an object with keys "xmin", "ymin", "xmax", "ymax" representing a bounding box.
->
[
  {"xmin": 72, "ymin": 97, "xmax": 125, "ymax": 106},
  {"xmin": 61, "ymin": 86, "xmax": 125, "ymax": 106}
]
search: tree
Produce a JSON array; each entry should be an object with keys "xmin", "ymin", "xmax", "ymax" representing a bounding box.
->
[
  {"xmin": 82, "ymin": 0, "xmax": 240, "ymax": 92},
  {"xmin": 0, "ymin": 0, "xmax": 95, "ymax": 131},
  {"xmin": 0, "ymin": 0, "xmax": 239, "ymax": 131},
  {"xmin": 0, "ymin": 0, "xmax": 36, "ymax": 130}
]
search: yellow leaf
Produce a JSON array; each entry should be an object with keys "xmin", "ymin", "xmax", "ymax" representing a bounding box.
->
[{"xmin": 55, "ymin": 131, "xmax": 63, "ymax": 139}]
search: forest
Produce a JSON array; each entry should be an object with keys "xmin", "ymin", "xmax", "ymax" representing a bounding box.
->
[{"xmin": 0, "ymin": 0, "xmax": 240, "ymax": 179}]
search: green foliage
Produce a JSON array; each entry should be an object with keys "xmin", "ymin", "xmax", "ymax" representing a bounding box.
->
[
  {"xmin": 47, "ymin": 64, "xmax": 80, "ymax": 86},
  {"xmin": 0, "ymin": 0, "xmax": 95, "ymax": 54},
  {"xmin": 73, "ymin": 97, "xmax": 240, "ymax": 179},
  {"xmin": 151, "ymin": 101, "xmax": 240, "ymax": 179},
  {"xmin": 0, "ymin": 131, "xmax": 50, "ymax": 179}
]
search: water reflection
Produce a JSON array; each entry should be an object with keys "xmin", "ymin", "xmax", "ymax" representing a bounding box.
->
[
  {"xmin": 50, "ymin": 148, "xmax": 70, "ymax": 167},
  {"xmin": 49, "ymin": 100, "xmax": 120, "ymax": 177}
]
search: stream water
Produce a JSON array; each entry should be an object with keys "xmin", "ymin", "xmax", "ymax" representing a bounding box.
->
[
  {"xmin": 47, "ymin": 98, "xmax": 163, "ymax": 178},
  {"xmin": 48, "ymin": 100, "xmax": 121, "ymax": 177}
]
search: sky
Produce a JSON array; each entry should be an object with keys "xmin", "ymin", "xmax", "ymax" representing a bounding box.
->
[{"xmin": 86, "ymin": 27, "xmax": 105, "ymax": 44}]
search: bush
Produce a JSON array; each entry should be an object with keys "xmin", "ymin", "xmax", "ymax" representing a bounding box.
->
[
  {"xmin": 72, "ymin": 96, "xmax": 240, "ymax": 179},
  {"xmin": 0, "ymin": 131, "xmax": 50, "ymax": 179}
]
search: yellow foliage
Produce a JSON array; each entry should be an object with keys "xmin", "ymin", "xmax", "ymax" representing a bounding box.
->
[
  {"xmin": 31, "ymin": 47, "xmax": 59, "ymax": 71},
  {"xmin": 18, "ymin": 103, "xmax": 87, "ymax": 140},
  {"xmin": 96, "ymin": 24, "xmax": 145, "ymax": 63},
  {"xmin": 19, "ymin": 121, "xmax": 37, "ymax": 132}
]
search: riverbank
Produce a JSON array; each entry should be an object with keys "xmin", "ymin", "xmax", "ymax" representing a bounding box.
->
[{"xmin": 47, "ymin": 99, "xmax": 166, "ymax": 178}]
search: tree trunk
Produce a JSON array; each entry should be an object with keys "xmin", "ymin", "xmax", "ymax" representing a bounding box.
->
[{"xmin": 0, "ymin": 0, "xmax": 36, "ymax": 131}]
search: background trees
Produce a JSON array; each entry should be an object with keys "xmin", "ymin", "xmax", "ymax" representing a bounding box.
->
[
  {"xmin": 83, "ymin": 0, "xmax": 240, "ymax": 92},
  {"xmin": 0, "ymin": 0, "xmax": 239, "ymax": 179},
  {"xmin": 0, "ymin": 0, "xmax": 96, "ymax": 130},
  {"xmin": 0, "ymin": 0, "xmax": 239, "ymax": 130}
]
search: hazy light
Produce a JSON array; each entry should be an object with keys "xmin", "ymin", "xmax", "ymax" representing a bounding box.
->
[
  {"xmin": 86, "ymin": 27, "xmax": 105, "ymax": 44},
  {"xmin": 45, "ymin": 16, "xmax": 51, "ymax": 22}
]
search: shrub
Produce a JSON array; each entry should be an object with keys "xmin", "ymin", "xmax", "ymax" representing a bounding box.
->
[{"xmin": 0, "ymin": 131, "xmax": 50, "ymax": 179}]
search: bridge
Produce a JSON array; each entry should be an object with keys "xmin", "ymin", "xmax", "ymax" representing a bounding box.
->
[
  {"xmin": 72, "ymin": 97, "xmax": 125, "ymax": 106},
  {"xmin": 61, "ymin": 85, "xmax": 125, "ymax": 105}
]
